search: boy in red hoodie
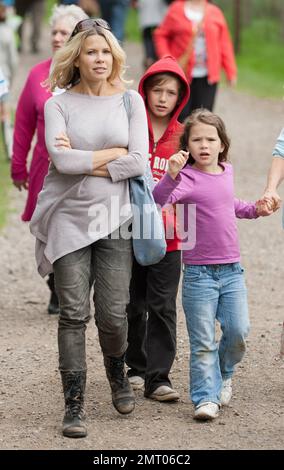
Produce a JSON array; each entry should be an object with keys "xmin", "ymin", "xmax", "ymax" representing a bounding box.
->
[{"xmin": 126, "ymin": 56, "xmax": 190, "ymax": 401}]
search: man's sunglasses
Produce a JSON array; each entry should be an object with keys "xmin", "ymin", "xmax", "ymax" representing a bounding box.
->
[{"xmin": 70, "ymin": 18, "xmax": 111, "ymax": 38}]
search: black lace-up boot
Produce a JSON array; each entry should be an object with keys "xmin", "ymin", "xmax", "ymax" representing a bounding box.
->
[
  {"xmin": 104, "ymin": 355, "xmax": 135, "ymax": 415},
  {"xmin": 61, "ymin": 371, "xmax": 87, "ymax": 438}
]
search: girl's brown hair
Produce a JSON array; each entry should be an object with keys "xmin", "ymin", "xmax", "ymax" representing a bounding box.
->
[{"xmin": 180, "ymin": 109, "xmax": 230, "ymax": 165}]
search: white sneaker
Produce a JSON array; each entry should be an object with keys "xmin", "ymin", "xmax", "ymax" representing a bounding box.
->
[
  {"xmin": 128, "ymin": 375, "xmax": 144, "ymax": 390},
  {"xmin": 220, "ymin": 378, "xmax": 232, "ymax": 406},
  {"xmin": 194, "ymin": 402, "xmax": 220, "ymax": 420}
]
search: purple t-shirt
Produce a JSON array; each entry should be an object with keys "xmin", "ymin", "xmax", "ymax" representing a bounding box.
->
[{"xmin": 153, "ymin": 163, "xmax": 258, "ymax": 265}]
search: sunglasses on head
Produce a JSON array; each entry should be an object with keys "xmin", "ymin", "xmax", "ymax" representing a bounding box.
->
[{"xmin": 70, "ymin": 18, "xmax": 111, "ymax": 38}]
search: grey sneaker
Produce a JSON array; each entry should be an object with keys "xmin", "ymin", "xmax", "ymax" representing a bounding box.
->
[
  {"xmin": 194, "ymin": 402, "xmax": 220, "ymax": 420},
  {"xmin": 148, "ymin": 385, "xmax": 179, "ymax": 402},
  {"xmin": 128, "ymin": 375, "xmax": 144, "ymax": 390},
  {"xmin": 220, "ymin": 378, "xmax": 232, "ymax": 406}
]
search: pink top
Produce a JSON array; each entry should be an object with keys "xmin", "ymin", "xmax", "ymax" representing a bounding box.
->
[
  {"xmin": 153, "ymin": 163, "xmax": 258, "ymax": 265},
  {"xmin": 11, "ymin": 58, "xmax": 52, "ymax": 221}
]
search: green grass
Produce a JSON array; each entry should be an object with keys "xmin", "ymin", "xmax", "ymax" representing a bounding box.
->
[
  {"xmin": 235, "ymin": 19, "xmax": 284, "ymax": 98},
  {"xmin": 126, "ymin": 8, "xmax": 141, "ymax": 43},
  {"xmin": 46, "ymin": 0, "xmax": 57, "ymax": 21},
  {"xmin": 0, "ymin": 138, "xmax": 12, "ymax": 229}
]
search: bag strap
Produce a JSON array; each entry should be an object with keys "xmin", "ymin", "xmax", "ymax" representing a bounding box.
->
[
  {"xmin": 123, "ymin": 90, "xmax": 155, "ymax": 190},
  {"xmin": 123, "ymin": 90, "xmax": 132, "ymax": 124}
]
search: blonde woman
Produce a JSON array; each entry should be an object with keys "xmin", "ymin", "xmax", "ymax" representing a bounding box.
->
[
  {"xmin": 30, "ymin": 18, "xmax": 148, "ymax": 438},
  {"xmin": 11, "ymin": 4, "xmax": 88, "ymax": 315}
]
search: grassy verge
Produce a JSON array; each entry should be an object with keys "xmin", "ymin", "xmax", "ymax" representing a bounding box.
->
[
  {"xmin": 46, "ymin": 0, "xmax": 57, "ymax": 20},
  {"xmin": 126, "ymin": 8, "xmax": 141, "ymax": 43},
  {"xmin": 0, "ymin": 138, "xmax": 12, "ymax": 230},
  {"xmin": 235, "ymin": 19, "xmax": 284, "ymax": 99}
]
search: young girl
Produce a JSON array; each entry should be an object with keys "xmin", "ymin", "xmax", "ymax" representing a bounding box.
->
[
  {"xmin": 153, "ymin": 109, "xmax": 272, "ymax": 420},
  {"xmin": 126, "ymin": 55, "xmax": 190, "ymax": 401}
]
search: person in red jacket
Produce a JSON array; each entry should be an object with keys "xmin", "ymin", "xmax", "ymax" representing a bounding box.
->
[
  {"xmin": 126, "ymin": 55, "xmax": 190, "ymax": 401},
  {"xmin": 154, "ymin": 0, "xmax": 237, "ymax": 121}
]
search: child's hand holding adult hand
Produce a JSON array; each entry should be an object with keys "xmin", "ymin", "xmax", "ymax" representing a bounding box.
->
[
  {"xmin": 168, "ymin": 150, "xmax": 189, "ymax": 180},
  {"xmin": 261, "ymin": 189, "xmax": 282, "ymax": 211},
  {"xmin": 255, "ymin": 198, "xmax": 276, "ymax": 216}
]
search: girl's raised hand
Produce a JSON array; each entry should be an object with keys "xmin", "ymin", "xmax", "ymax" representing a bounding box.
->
[{"xmin": 168, "ymin": 150, "xmax": 189, "ymax": 180}]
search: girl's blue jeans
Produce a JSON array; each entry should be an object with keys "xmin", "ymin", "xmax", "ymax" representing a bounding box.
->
[{"xmin": 182, "ymin": 262, "xmax": 250, "ymax": 407}]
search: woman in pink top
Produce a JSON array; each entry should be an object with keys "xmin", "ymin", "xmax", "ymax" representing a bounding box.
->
[
  {"xmin": 153, "ymin": 109, "xmax": 274, "ymax": 421},
  {"xmin": 11, "ymin": 4, "xmax": 88, "ymax": 314}
]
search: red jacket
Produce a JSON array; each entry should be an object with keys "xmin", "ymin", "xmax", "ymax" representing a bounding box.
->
[
  {"xmin": 138, "ymin": 55, "xmax": 190, "ymax": 251},
  {"xmin": 154, "ymin": 0, "xmax": 237, "ymax": 84}
]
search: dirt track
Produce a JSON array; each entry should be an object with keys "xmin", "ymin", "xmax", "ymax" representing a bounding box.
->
[{"xmin": 0, "ymin": 36, "xmax": 283, "ymax": 450}]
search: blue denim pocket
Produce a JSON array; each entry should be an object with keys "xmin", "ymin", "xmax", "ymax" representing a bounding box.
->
[
  {"xmin": 183, "ymin": 265, "xmax": 202, "ymax": 282},
  {"xmin": 232, "ymin": 262, "xmax": 245, "ymax": 274}
]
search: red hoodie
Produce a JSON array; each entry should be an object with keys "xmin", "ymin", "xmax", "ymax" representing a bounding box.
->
[
  {"xmin": 154, "ymin": 0, "xmax": 237, "ymax": 84},
  {"xmin": 138, "ymin": 55, "xmax": 190, "ymax": 252}
]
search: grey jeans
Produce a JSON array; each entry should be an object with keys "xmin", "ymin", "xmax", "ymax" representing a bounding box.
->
[{"xmin": 53, "ymin": 232, "xmax": 133, "ymax": 373}]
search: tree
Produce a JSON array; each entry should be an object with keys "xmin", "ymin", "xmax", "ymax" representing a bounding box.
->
[
  {"xmin": 233, "ymin": 0, "xmax": 242, "ymax": 53},
  {"xmin": 242, "ymin": 0, "xmax": 252, "ymax": 27}
]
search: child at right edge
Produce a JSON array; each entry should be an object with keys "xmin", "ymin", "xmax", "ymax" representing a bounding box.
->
[{"xmin": 153, "ymin": 109, "xmax": 274, "ymax": 420}]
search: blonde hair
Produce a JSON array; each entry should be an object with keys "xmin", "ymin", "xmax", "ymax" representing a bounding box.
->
[{"xmin": 48, "ymin": 27, "xmax": 128, "ymax": 91}]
